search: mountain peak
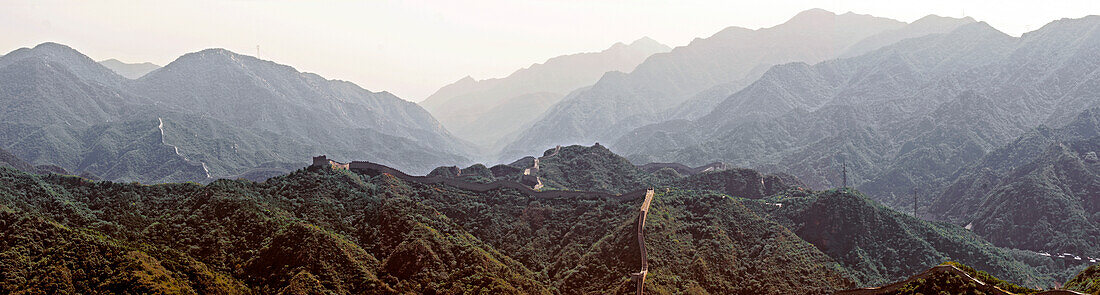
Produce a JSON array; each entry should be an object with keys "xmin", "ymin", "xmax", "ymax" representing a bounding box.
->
[
  {"xmin": 775, "ymin": 8, "xmax": 902, "ymax": 33},
  {"xmin": 163, "ymin": 47, "xmax": 275, "ymax": 73},
  {"xmin": 0, "ymin": 42, "xmax": 123, "ymax": 85},
  {"xmin": 192, "ymin": 48, "xmax": 246, "ymax": 59},
  {"xmin": 607, "ymin": 36, "xmax": 669, "ymax": 53},
  {"xmin": 631, "ymin": 36, "xmax": 660, "ymax": 46},
  {"xmin": 11, "ymin": 42, "xmax": 90, "ymax": 61},
  {"xmin": 1022, "ymin": 14, "xmax": 1100, "ymax": 40},
  {"xmin": 627, "ymin": 36, "xmax": 670, "ymax": 52},
  {"xmin": 912, "ymin": 14, "xmax": 976, "ymax": 25},
  {"xmin": 32, "ymin": 42, "xmax": 77, "ymax": 52},
  {"xmin": 792, "ymin": 8, "xmax": 837, "ymax": 19},
  {"xmin": 457, "ymin": 75, "xmax": 477, "ymax": 83}
]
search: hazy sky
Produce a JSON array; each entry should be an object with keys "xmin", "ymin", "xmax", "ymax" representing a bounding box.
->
[{"xmin": 2, "ymin": 0, "xmax": 1098, "ymax": 101}]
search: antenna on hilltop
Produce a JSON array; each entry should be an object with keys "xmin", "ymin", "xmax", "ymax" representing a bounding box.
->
[
  {"xmin": 912, "ymin": 187, "xmax": 919, "ymax": 219},
  {"xmin": 256, "ymin": 45, "xmax": 260, "ymax": 58},
  {"xmin": 841, "ymin": 159, "xmax": 848, "ymax": 189}
]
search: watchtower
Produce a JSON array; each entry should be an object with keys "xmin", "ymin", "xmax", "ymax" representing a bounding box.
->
[{"xmin": 312, "ymin": 155, "xmax": 330, "ymax": 168}]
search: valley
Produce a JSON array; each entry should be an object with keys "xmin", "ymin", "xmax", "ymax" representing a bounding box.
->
[{"xmin": 1, "ymin": 4, "xmax": 1098, "ymax": 294}]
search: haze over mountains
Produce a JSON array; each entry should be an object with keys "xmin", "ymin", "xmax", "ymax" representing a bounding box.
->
[
  {"xmin": 420, "ymin": 37, "xmax": 669, "ymax": 149},
  {"xmin": 0, "ymin": 42, "xmax": 470, "ymax": 183},
  {"xmin": 98, "ymin": 58, "xmax": 161, "ymax": 79},
  {"xmin": 497, "ymin": 9, "xmax": 977, "ymax": 161},
  {"xmin": 612, "ymin": 15, "xmax": 1100, "ymax": 220},
  {"xmin": 2, "ymin": 8, "xmax": 1099, "ymax": 293}
]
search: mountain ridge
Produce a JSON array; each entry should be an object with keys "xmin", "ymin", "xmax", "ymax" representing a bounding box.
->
[
  {"xmin": 0, "ymin": 42, "xmax": 472, "ymax": 182},
  {"xmin": 500, "ymin": 9, "xmax": 934, "ymax": 161},
  {"xmin": 420, "ymin": 37, "xmax": 669, "ymax": 149},
  {"xmin": 98, "ymin": 58, "xmax": 161, "ymax": 79}
]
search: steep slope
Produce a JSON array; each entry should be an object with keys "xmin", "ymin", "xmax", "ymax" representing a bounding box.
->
[
  {"xmin": 635, "ymin": 188, "xmax": 854, "ymax": 294},
  {"xmin": 0, "ymin": 167, "xmax": 549, "ymax": 294},
  {"xmin": 128, "ymin": 48, "xmax": 471, "ymax": 175},
  {"xmin": 0, "ymin": 43, "xmax": 208, "ymax": 183},
  {"xmin": 840, "ymin": 15, "xmax": 977, "ymax": 58},
  {"xmin": 532, "ymin": 144, "xmax": 659, "ymax": 193},
  {"xmin": 928, "ymin": 108, "xmax": 1100, "ymax": 256},
  {"xmin": 667, "ymin": 14, "xmax": 976, "ymax": 121},
  {"xmin": 500, "ymin": 9, "xmax": 907, "ymax": 160},
  {"xmin": 98, "ymin": 58, "xmax": 161, "ymax": 79},
  {"xmin": 0, "ymin": 147, "xmax": 38, "ymax": 173},
  {"xmin": 0, "ymin": 42, "xmax": 124, "ymax": 87},
  {"xmin": 0, "ymin": 160, "xmax": 860, "ymax": 294},
  {"xmin": 0, "ymin": 42, "xmax": 472, "ymax": 182},
  {"xmin": 618, "ymin": 21, "xmax": 1014, "ymax": 189},
  {"xmin": 422, "ymin": 37, "xmax": 669, "ymax": 146},
  {"xmin": 762, "ymin": 188, "xmax": 1051, "ymax": 288},
  {"xmin": 616, "ymin": 15, "xmax": 1100, "ymax": 222},
  {"xmin": 836, "ymin": 262, "xmax": 1040, "ymax": 295},
  {"xmin": 1066, "ymin": 264, "xmax": 1100, "ymax": 294}
]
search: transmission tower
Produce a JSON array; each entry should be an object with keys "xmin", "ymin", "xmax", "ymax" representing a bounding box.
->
[
  {"xmin": 912, "ymin": 187, "xmax": 919, "ymax": 219},
  {"xmin": 841, "ymin": 160, "xmax": 848, "ymax": 188}
]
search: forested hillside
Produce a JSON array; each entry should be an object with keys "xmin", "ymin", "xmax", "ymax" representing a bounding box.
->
[
  {"xmin": 0, "ymin": 164, "xmax": 855, "ymax": 294},
  {"xmin": 3, "ymin": 141, "xmax": 1087, "ymax": 293},
  {"xmin": 930, "ymin": 108, "xmax": 1100, "ymax": 257},
  {"xmin": 1066, "ymin": 264, "xmax": 1100, "ymax": 294},
  {"xmin": 762, "ymin": 189, "xmax": 1052, "ymax": 288}
]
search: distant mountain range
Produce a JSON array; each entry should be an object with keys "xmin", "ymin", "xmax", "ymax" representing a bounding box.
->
[
  {"xmin": 98, "ymin": 58, "xmax": 161, "ymax": 79},
  {"xmin": 2, "ymin": 9, "xmax": 1098, "ymax": 294},
  {"xmin": 498, "ymin": 9, "xmax": 979, "ymax": 161},
  {"xmin": 604, "ymin": 15, "xmax": 1100, "ymax": 258},
  {"xmin": 420, "ymin": 37, "xmax": 669, "ymax": 150},
  {"xmin": 0, "ymin": 42, "xmax": 470, "ymax": 183}
]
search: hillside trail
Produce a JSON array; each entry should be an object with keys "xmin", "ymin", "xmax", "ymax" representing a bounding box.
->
[
  {"xmin": 631, "ymin": 189, "xmax": 654, "ymax": 295},
  {"xmin": 836, "ymin": 265, "xmax": 1013, "ymax": 295},
  {"xmin": 317, "ymin": 149, "xmax": 657, "ymax": 294}
]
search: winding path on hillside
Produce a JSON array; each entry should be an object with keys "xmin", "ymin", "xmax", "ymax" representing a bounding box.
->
[
  {"xmin": 836, "ymin": 265, "xmax": 1012, "ymax": 295},
  {"xmin": 158, "ymin": 118, "xmax": 211, "ymax": 178},
  {"xmin": 836, "ymin": 264, "xmax": 1091, "ymax": 295},
  {"xmin": 632, "ymin": 189, "xmax": 654, "ymax": 295},
  {"xmin": 316, "ymin": 148, "xmax": 656, "ymax": 293}
]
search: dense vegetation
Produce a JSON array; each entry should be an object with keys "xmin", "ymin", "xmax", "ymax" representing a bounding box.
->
[
  {"xmin": 0, "ymin": 167, "xmax": 546, "ymax": 294},
  {"xmin": 1066, "ymin": 264, "xmax": 1100, "ymax": 294},
  {"xmin": 761, "ymin": 189, "xmax": 1053, "ymax": 288},
  {"xmin": 839, "ymin": 262, "xmax": 1042, "ymax": 295},
  {"xmin": 941, "ymin": 261, "xmax": 1040, "ymax": 294},
  {"xmin": 932, "ymin": 109, "xmax": 1100, "ymax": 257},
  {"xmin": 881, "ymin": 262, "xmax": 1028, "ymax": 295},
  {"xmin": 0, "ymin": 164, "xmax": 859, "ymax": 294},
  {"xmin": 533, "ymin": 144, "xmax": 660, "ymax": 193},
  {"xmin": 1, "ymin": 141, "xmax": 1089, "ymax": 294},
  {"xmin": 640, "ymin": 188, "xmax": 853, "ymax": 293}
]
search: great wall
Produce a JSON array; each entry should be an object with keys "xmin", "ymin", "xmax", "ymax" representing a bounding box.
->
[
  {"xmin": 836, "ymin": 264, "xmax": 1089, "ymax": 295},
  {"xmin": 632, "ymin": 189, "xmax": 654, "ymax": 295},
  {"xmin": 311, "ymin": 145, "xmax": 654, "ymax": 294}
]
